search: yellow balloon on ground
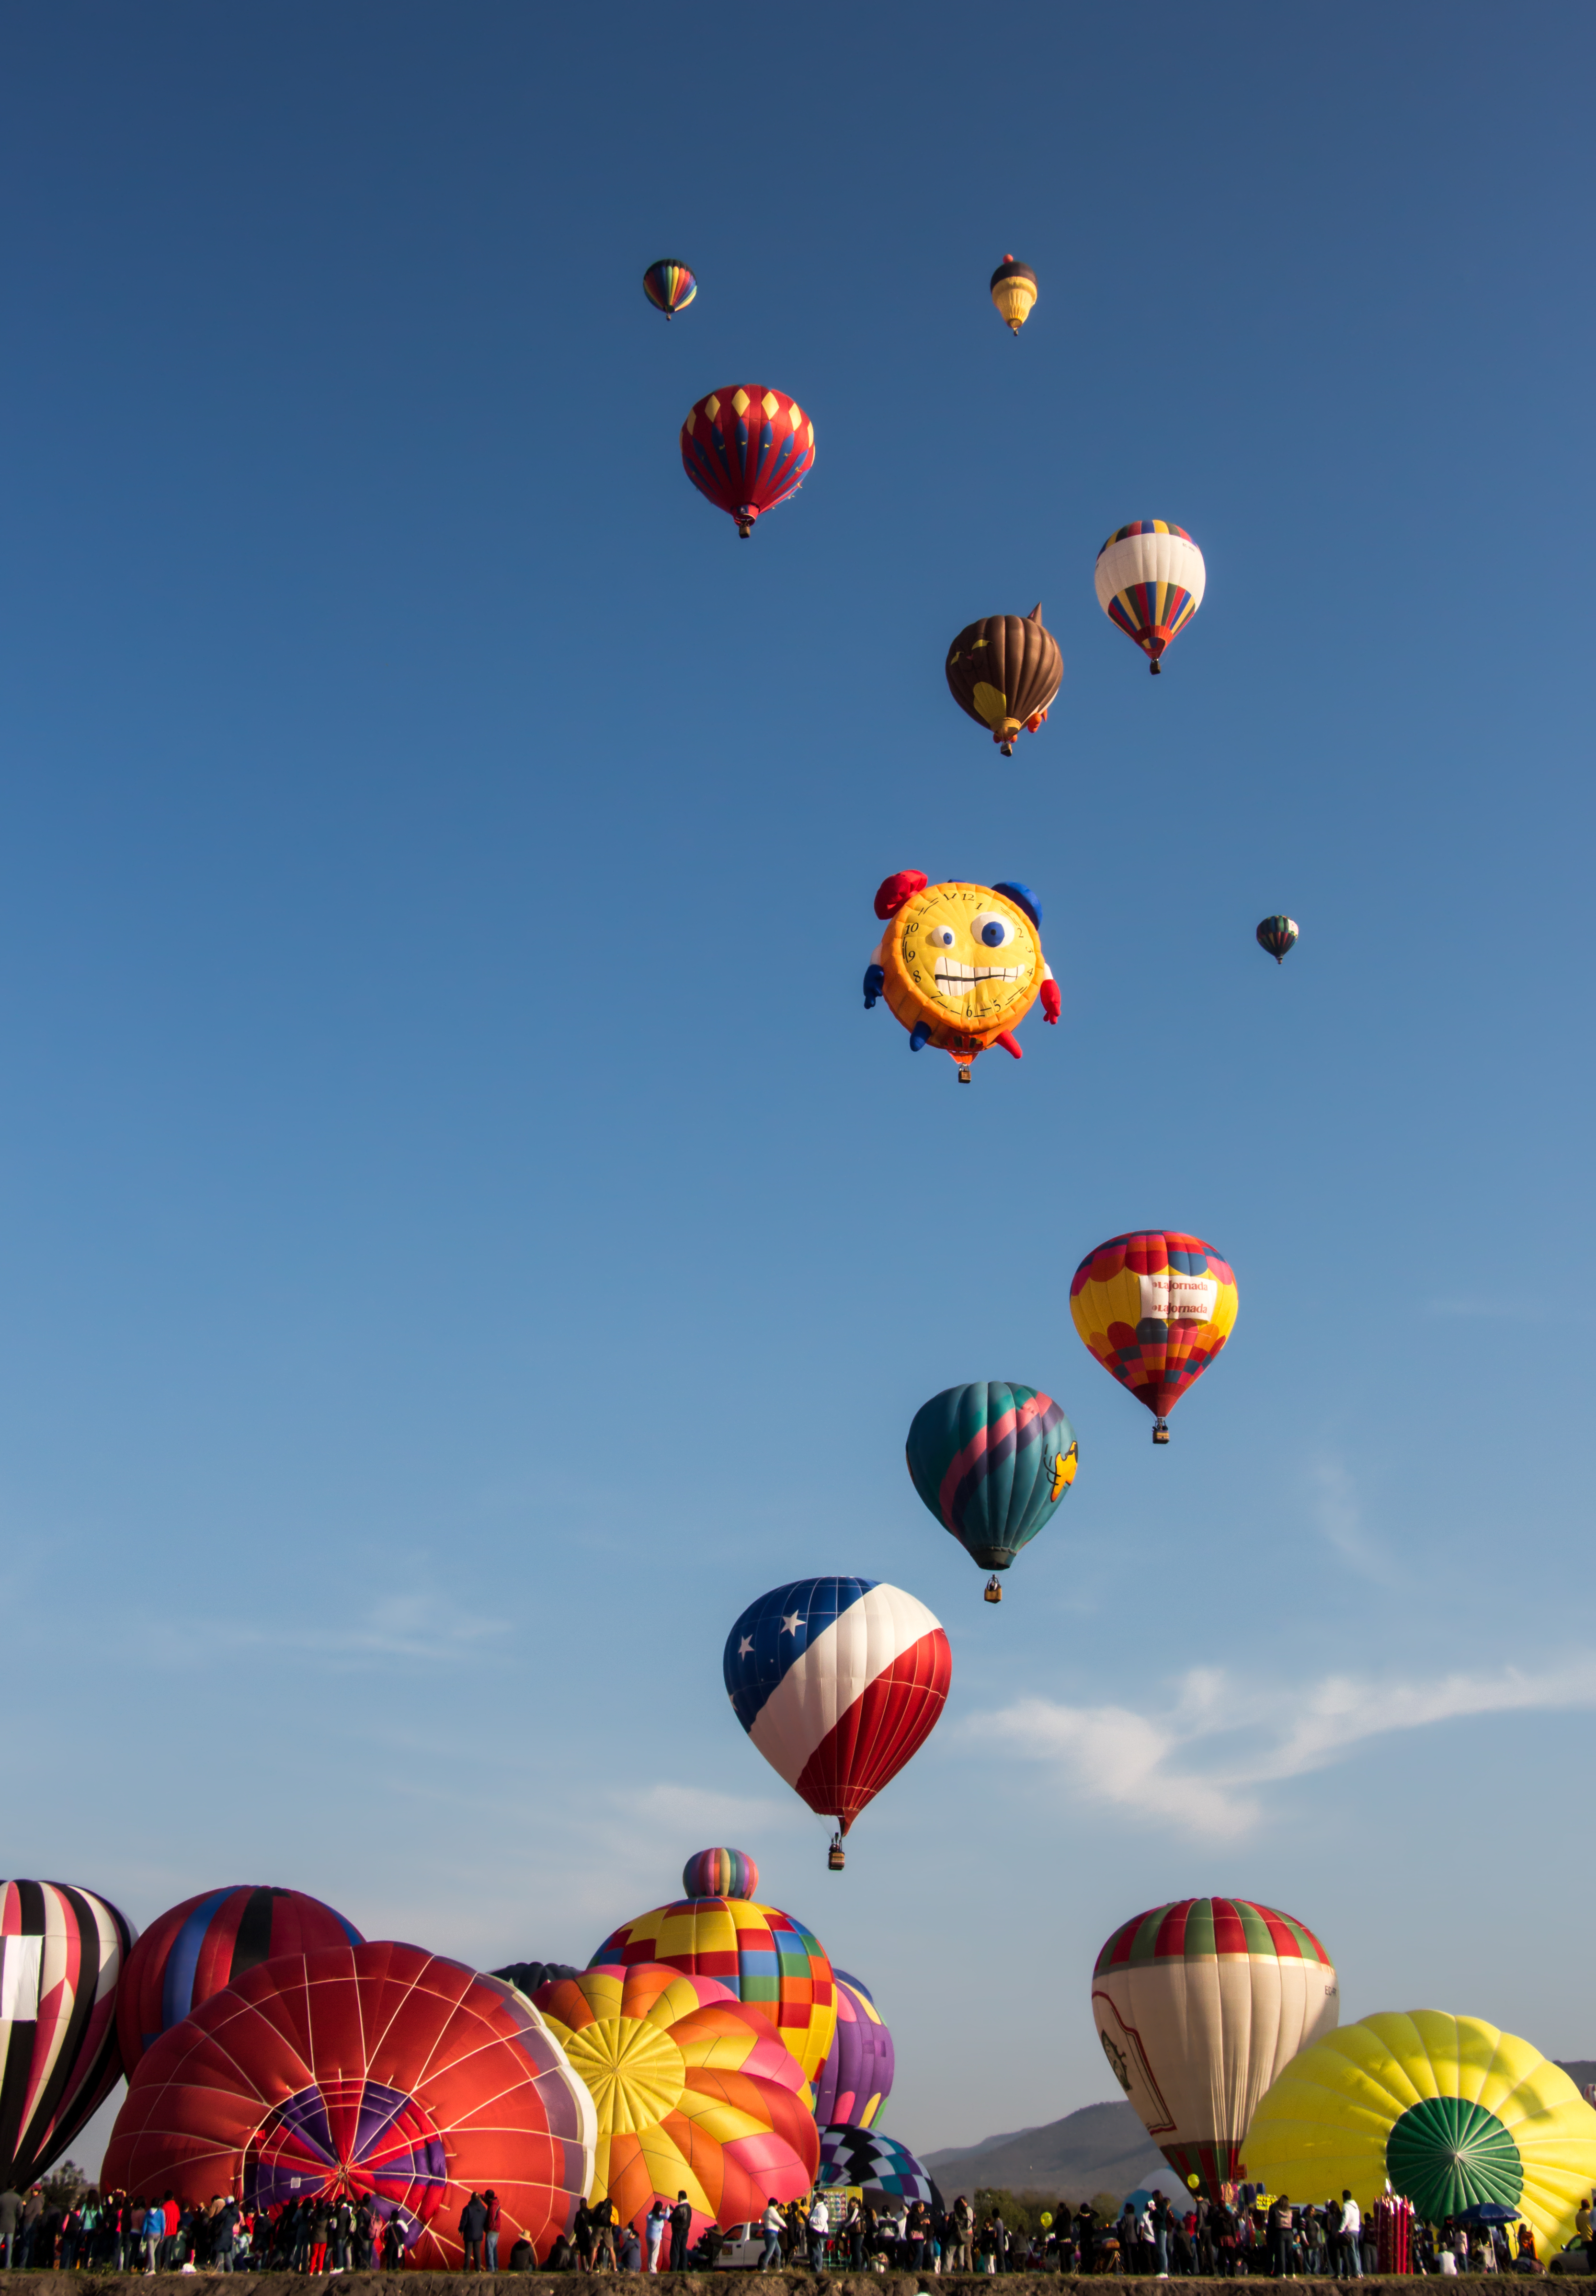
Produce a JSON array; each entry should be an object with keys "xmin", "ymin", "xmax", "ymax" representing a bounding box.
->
[{"xmin": 1243, "ymin": 2011, "xmax": 1596, "ymax": 2252}]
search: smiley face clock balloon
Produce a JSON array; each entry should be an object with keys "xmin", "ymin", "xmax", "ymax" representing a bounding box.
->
[{"xmin": 863, "ymin": 869, "xmax": 1060, "ymax": 1080}]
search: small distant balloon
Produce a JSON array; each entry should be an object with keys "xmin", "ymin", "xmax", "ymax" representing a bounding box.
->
[
  {"xmin": 643, "ymin": 260, "xmax": 696, "ymax": 319},
  {"xmin": 1256, "ymin": 916, "xmax": 1299, "ymax": 964},
  {"xmin": 990, "ymin": 255, "xmax": 1037, "ymax": 336},
  {"xmin": 682, "ymin": 1847, "xmax": 758, "ymax": 1900}
]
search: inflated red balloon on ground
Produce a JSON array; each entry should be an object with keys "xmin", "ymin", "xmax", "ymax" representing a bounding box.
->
[
  {"xmin": 104, "ymin": 1942, "xmax": 595, "ymax": 2266},
  {"xmin": 117, "ymin": 1884, "xmax": 364, "ymax": 2074}
]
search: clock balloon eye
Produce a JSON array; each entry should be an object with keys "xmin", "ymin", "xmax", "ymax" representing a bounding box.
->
[
  {"xmin": 926, "ymin": 924, "xmax": 957, "ymax": 948},
  {"xmin": 971, "ymin": 913, "xmax": 1015, "ymax": 949}
]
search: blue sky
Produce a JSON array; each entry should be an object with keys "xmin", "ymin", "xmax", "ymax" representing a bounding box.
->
[{"xmin": 2, "ymin": 0, "xmax": 1593, "ymax": 2172}]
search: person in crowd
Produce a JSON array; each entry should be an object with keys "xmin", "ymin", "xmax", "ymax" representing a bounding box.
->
[
  {"xmin": 903, "ymin": 2199, "xmax": 926, "ymax": 2270},
  {"xmin": 381, "ymin": 2213, "xmax": 407, "ymax": 2271},
  {"xmin": 807, "ymin": 2191, "xmax": 830, "ymax": 2271},
  {"xmin": 355, "ymin": 2200, "xmax": 375, "ymax": 2269},
  {"xmin": 511, "ymin": 2233, "xmax": 537, "ymax": 2270},
  {"xmin": 483, "ymin": 2190, "xmax": 502, "ymax": 2274},
  {"xmin": 843, "ymin": 2197, "xmax": 865, "ymax": 2272},
  {"xmin": 1515, "ymin": 2221, "xmax": 1540, "ymax": 2273},
  {"xmin": 592, "ymin": 2193, "xmax": 618, "ymax": 2272},
  {"xmin": 573, "ymin": 2201, "xmax": 594, "ymax": 2271},
  {"xmin": 306, "ymin": 2199, "xmax": 332, "ymax": 2275},
  {"xmin": 141, "ymin": 2196, "xmax": 165, "ymax": 2275},
  {"xmin": 646, "ymin": 2201, "xmax": 669, "ymax": 2275},
  {"xmin": 1339, "ymin": 2193, "xmax": 1362, "ymax": 2280},
  {"xmin": 0, "ymin": 2184, "xmax": 19, "ymax": 2272},
  {"xmin": 669, "ymin": 2191, "xmax": 692, "ymax": 2273},
  {"xmin": 1268, "ymin": 2193, "xmax": 1293, "ymax": 2279},
  {"xmin": 759, "ymin": 2199, "xmax": 784, "ymax": 2272},
  {"xmin": 460, "ymin": 2189, "xmax": 489, "ymax": 2271},
  {"xmin": 618, "ymin": 2223, "xmax": 641, "ymax": 2273}
]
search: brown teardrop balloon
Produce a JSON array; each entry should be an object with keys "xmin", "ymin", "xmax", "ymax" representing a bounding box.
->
[{"xmin": 944, "ymin": 604, "xmax": 1063, "ymax": 756}]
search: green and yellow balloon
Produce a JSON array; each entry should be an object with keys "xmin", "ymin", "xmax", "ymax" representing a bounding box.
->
[{"xmin": 1244, "ymin": 2011, "xmax": 1596, "ymax": 2249}]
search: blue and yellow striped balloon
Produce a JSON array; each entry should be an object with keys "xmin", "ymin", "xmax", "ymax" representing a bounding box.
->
[{"xmin": 643, "ymin": 259, "xmax": 696, "ymax": 319}]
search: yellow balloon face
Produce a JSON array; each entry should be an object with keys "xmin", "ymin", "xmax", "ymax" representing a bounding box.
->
[{"xmin": 882, "ymin": 882, "xmax": 1041, "ymax": 1053}]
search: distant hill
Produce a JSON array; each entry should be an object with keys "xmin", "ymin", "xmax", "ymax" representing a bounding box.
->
[{"xmin": 923, "ymin": 2100, "xmax": 1188, "ymax": 2203}]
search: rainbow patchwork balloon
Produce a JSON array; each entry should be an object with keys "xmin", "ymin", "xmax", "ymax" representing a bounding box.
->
[
  {"xmin": 1070, "ymin": 1231, "xmax": 1237, "ymax": 1442},
  {"xmin": 533, "ymin": 1963, "xmax": 817, "ymax": 2239},
  {"xmin": 681, "ymin": 1847, "xmax": 759, "ymax": 1901},
  {"xmin": 589, "ymin": 1892, "xmax": 835, "ymax": 2086},
  {"xmin": 642, "ymin": 259, "xmax": 696, "ymax": 318}
]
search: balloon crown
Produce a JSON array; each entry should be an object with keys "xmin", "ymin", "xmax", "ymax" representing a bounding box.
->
[{"xmin": 682, "ymin": 1846, "xmax": 759, "ymax": 1900}]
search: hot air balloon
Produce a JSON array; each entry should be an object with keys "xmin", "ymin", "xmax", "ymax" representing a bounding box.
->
[
  {"xmin": 1091, "ymin": 1897, "xmax": 1339, "ymax": 2199},
  {"xmin": 812, "ymin": 1973, "xmax": 894, "ymax": 2131},
  {"xmin": 723, "ymin": 1577, "xmax": 951, "ymax": 1870},
  {"xmin": 591, "ymin": 1879, "xmax": 834, "ymax": 2088},
  {"xmin": 680, "ymin": 387, "xmax": 814, "ymax": 538},
  {"xmin": 643, "ymin": 260, "xmax": 696, "ymax": 319},
  {"xmin": 1244, "ymin": 2013, "xmax": 1596, "ymax": 2253},
  {"xmin": 532, "ymin": 1963, "xmax": 819, "ymax": 2238},
  {"xmin": 1070, "ymin": 1231, "xmax": 1238, "ymax": 1443},
  {"xmin": 1256, "ymin": 915, "xmax": 1299, "ymax": 963},
  {"xmin": 681, "ymin": 1846, "xmax": 758, "ymax": 1900},
  {"xmin": 103, "ymin": 1941, "xmax": 595, "ymax": 2267},
  {"xmin": 906, "ymin": 1381, "xmax": 1077, "ymax": 1603},
  {"xmin": 989, "ymin": 256, "xmax": 1037, "ymax": 336},
  {"xmin": 863, "ymin": 870, "xmax": 1060, "ymax": 1082},
  {"xmin": 0, "ymin": 1879, "xmax": 135, "ymax": 2189},
  {"xmin": 1094, "ymin": 522, "xmax": 1206, "ymax": 674},
  {"xmin": 493, "ymin": 1959, "xmax": 581, "ymax": 1995},
  {"xmin": 945, "ymin": 607, "xmax": 1063, "ymax": 755},
  {"xmin": 817, "ymin": 2125, "xmax": 942, "ymax": 2206},
  {"xmin": 117, "ymin": 1883, "xmax": 364, "ymax": 2074}
]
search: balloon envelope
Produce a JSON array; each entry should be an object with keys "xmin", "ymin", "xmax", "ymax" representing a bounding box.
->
[
  {"xmin": 1070, "ymin": 1232, "xmax": 1238, "ymax": 1433},
  {"xmin": 1092, "ymin": 1897, "xmax": 1339, "ymax": 2196},
  {"xmin": 1244, "ymin": 2012, "xmax": 1596, "ymax": 2253},
  {"xmin": 682, "ymin": 1848, "xmax": 758, "ymax": 1900},
  {"xmin": 118, "ymin": 1883, "xmax": 364, "ymax": 2074},
  {"xmin": 812, "ymin": 1972, "xmax": 894, "ymax": 2131},
  {"xmin": 104, "ymin": 1941, "xmax": 595, "ymax": 2267},
  {"xmin": 945, "ymin": 607, "xmax": 1061, "ymax": 753},
  {"xmin": 532, "ymin": 1962, "xmax": 819, "ymax": 2234},
  {"xmin": 1256, "ymin": 916, "xmax": 1299, "ymax": 963},
  {"xmin": 869, "ymin": 875, "xmax": 1052, "ymax": 1072},
  {"xmin": 722, "ymin": 1576, "xmax": 951, "ymax": 1837},
  {"xmin": 589, "ymin": 1893, "xmax": 835, "ymax": 2088},
  {"xmin": 906, "ymin": 1380, "xmax": 1077, "ymax": 1573},
  {"xmin": 680, "ymin": 386, "xmax": 813, "ymax": 537},
  {"xmin": 1094, "ymin": 522, "xmax": 1206, "ymax": 671},
  {"xmin": 0, "ymin": 1879, "xmax": 135, "ymax": 2188},
  {"xmin": 818, "ymin": 2125, "xmax": 942, "ymax": 2207},
  {"xmin": 989, "ymin": 257, "xmax": 1037, "ymax": 334},
  {"xmin": 643, "ymin": 260, "xmax": 696, "ymax": 317}
]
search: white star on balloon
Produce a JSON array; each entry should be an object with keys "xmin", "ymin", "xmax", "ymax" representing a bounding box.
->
[
  {"xmin": 738, "ymin": 1636, "xmax": 753, "ymax": 1658},
  {"xmin": 780, "ymin": 1612, "xmax": 803, "ymax": 1635}
]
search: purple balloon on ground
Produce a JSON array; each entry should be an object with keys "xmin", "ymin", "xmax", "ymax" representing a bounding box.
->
[{"xmin": 811, "ymin": 1970, "xmax": 894, "ymax": 2129}]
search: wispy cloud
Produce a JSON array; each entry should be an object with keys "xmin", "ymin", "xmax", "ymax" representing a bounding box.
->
[
  {"xmin": 149, "ymin": 1585, "xmax": 512, "ymax": 1665},
  {"xmin": 963, "ymin": 1656, "xmax": 1596, "ymax": 1838},
  {"xmin": 1309, "ymin": 1453, "xmax": 1398, "ymax": 1584}
]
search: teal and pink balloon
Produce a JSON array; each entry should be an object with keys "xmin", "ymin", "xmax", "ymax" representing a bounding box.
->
[
  {"xmin": 643, "ymin": 259, "xmax": 696, "ymax": 319},
  {"xmin": 682, "ymin": 1847, "xmax": 758, "ymax": 1900},
  {"xmin": 905, "ymin": 1382, "xmax": 1078, "ymax": 1587}
]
